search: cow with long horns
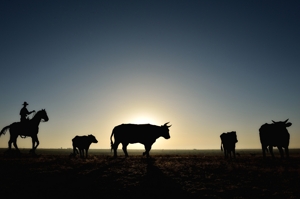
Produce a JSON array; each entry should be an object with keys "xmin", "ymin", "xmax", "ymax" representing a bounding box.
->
[
  {"xmin": 259, "ymin": 119, "xmax": 292, "ymax": 158},
  {"xmin": 110, "ymin": 122, "xmax": 171, "ymax": 158}
]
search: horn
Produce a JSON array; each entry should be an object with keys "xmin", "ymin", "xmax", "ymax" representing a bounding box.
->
[
  {"xmin": 284, "ymin": 119, "xmax": 289, "ymax": 123},
  {"xmin": 272, "ymin": 120, "xmax": 275, "ymax": 123},
  {"xmin": 163, "ymin": 122, "xmax": 169, "ymax": 126}
]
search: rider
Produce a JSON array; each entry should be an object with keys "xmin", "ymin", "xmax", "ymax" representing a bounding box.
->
[{"xmin": 20, "ymin": 102, "xmax": 35, "ymax": 123}]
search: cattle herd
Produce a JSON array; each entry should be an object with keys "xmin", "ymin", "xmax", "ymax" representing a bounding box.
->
[
  {"xmin": 0, "ymin": 116, "xmax": 293, "ymax": 159},
  {"xmin": 69, "ymin": 119, "xmax": 293, "ymax": 159}
]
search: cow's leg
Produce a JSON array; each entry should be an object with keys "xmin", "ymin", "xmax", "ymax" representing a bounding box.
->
[
  {"xmin": 73, "ymin": 147, "xmax": 77, "ymax": 156},
  {"xmin": 278, "ymin": 146, "xmax": 284, "ymax": 158},
  {"xmin": 81, "ymin": 149, "xmax": 84, "ymax": 158},
  {"xmin": 269, "ymin": 146, "xmax": 275, "ymax": 158},
  {"xmin": 223, "ymin": 147, "xmax": 226, "ymax": 158},
  {"xmin": 113, "ymin": 141, "xmax": 120, "ymax": 157},
  {"xmin": 229, "ymin": 150, "xmax": 232, "ymax": 159},
  {"xmin": 285, "ymin": 147, "xmax": 289, "ymax": 159},
  {"xmin": 85, "ymin": 148, "xmax": 89, "ymax": 158},
  {"xmin": 144, "ymin": 144, "xmax": 152, "ymax": 158},
  {"xmin": 261, "ymin": 144, "xmax": 266, "ymax": 159},
  {"xmin": 79, "ymin": 149, "xmax": 83, "ymax": 158},
  {"xmin": 233, "ymin": 148, "xmax": 236, "ymax": 159},
  {"xmin": 122, "ymin": 143, "xmax": 129, "ymax": 157}
]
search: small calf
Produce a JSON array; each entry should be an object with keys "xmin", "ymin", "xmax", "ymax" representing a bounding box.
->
[
  {"xmin": 72, "ymin": 134, "xmax": 98, "ymax": 158},
  {"xmin": 220, "ymin": 131, "xmax": 238, "ymax": 159}
]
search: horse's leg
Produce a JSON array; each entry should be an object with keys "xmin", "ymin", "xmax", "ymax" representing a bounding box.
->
[
  {"xmin": 31, "ymin": 135, "xmax": 39, "ymax": 154},
  {"xmin": 9, "ymin": 131, "xmax": 20, "ymax": 153},
  {"xmin": 8, "ymin": 139, "xmax": 12, "ymax": 150},
  {"xmin": 12, "ymin": 139, "xmax": 18, "ymax": 150},
  {"xmin": 8, "ymin": 132, "xmax": 14, "ymax": 150},
  {"xmin": 30, "ymin": 136, "xmax": 35, "ymax": 153},
  {"xmin": 35, "ymin": 136, "xmax": 40, "ymax": 150}
]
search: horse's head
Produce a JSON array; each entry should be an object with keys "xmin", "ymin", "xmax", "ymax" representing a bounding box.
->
[{"xmin": 38, "ymin": 109, "xmax": 49, "ymax": 122}]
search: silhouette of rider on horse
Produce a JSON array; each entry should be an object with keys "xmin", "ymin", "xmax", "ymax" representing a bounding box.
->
[{"xmin": 20, "ymin": 102, "xmax": 35, "ymax": 123}]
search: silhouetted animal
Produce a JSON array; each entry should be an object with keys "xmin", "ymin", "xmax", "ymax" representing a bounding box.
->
[
  {"xmin": 259, "ymin": 119, "xmax": 292, "ymax": 159},
  {"xmin": 110, "ymin": 122, "xmax": 171, "ymax": 158},
  {"xmin": 72, "ymin": 134, "xmax": 98, "ymax": 158},
  {"xmin": 0, "ymin": 109, "xmax": 49, "ymax": 154},
  {"xmin": 220, "ymin": 131, "xmax": 238, "ymax": 159}
]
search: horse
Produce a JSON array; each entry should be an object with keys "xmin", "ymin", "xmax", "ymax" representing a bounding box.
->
[{"xmin": 0, "ymin": 109, "xmax": 49, "ymax": 154}]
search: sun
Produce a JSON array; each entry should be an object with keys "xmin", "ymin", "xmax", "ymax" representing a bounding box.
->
[{"xmin": 129, "ymin": 115, "xmax": 159, "ymax": 125}]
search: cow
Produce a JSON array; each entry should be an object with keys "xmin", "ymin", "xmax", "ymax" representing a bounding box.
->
[
  {"xmin": 72, "ymin": 134, "xmax": 98, "ymax": 158},
  {"xmin": 110, "ymin": 122, "xmax": 171, "ymax": 158},
  {"xmin": 220, "ymin": 131, "xmax": 238, "ymax": 159},
  {"xmin": 259, "ymin": 119, "xmax": 292, "ymax": 159}
]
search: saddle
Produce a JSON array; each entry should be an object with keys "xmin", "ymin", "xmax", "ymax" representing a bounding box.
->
[{"xmin": 18, "ymin": 120, "xmax": 33, "ymax": 137}]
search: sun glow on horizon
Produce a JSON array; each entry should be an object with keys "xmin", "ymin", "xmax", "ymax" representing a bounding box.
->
[{"xmin": 129, "ymin": 115, "xmax": 160, "ymax": 125}]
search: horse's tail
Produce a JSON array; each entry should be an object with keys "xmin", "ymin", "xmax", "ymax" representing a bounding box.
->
[
  {"xmin": 0, "ymin": 125, "xmax": 10, "ymax": 136},
  {"xmin": 110, "ymin": 129, "xmax": 115, "ymax": 153}
]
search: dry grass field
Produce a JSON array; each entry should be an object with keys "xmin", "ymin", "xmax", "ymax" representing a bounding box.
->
[{"xmin": 0, "ymin": 149, "xmax": 299, "ymax": 198}]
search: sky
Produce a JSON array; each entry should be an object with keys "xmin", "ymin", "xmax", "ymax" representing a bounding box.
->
[{"xmin": 0, "ymin": 1, "xmax": 299, "ymax": 150}]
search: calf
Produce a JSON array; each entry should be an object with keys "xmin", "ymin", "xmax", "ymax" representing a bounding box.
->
[
  {"xmin": 220, "ymin": 131, "xmax": 238, "ymax": 159},
  {"xmin": 72, "ymin": 134, "xmax": 98, "ymax": 158}
]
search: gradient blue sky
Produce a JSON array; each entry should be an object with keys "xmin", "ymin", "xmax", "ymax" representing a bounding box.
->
[{"xmin": 0, "ymin": 1, "xmax": 299, "ymax": 150}]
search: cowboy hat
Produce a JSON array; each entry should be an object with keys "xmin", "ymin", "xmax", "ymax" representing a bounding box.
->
[{"xmin": 22, "ymin": 102, "xmax": 28, "ymax": 105}]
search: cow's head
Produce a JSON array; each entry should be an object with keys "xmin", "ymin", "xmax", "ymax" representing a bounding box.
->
[
  {"xmin": 160, "ymin": 122, "xmax": 171, "ymax": 139},
  {"xmin": 220, "ymin": 131, "xmax": 238, "ymax": 143},
  {"xmin": 88, "ymin": 134, "xmax": 98, "ymax": 143},
  {"xmin": 271, "ymin": 119, "xmax": 292, "ymax": 133},
  {"xmin": 272, "ymin": 119, "xmax": 292, "ymax": 127},
  {"xmin": 231, "ymin": 131, "xmax": 238, "ymax": 143}
]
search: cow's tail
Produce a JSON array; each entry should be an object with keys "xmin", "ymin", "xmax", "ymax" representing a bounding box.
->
[
  {"xmin": 0, "ymin": 125, "xmax": 10, "ymax": 137},
  {"xmin": 110, "ymin": 130, "xmax": 114, "ymax": 153},
  {"xmin": 221, "ymin": 142, "xmax": 223, "ymax": 151}
]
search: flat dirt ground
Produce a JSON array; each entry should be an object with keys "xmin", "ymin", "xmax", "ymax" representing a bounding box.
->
[{"xmin": 0, "ymin": 149, "xmax": 299, "ymax": 198}]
